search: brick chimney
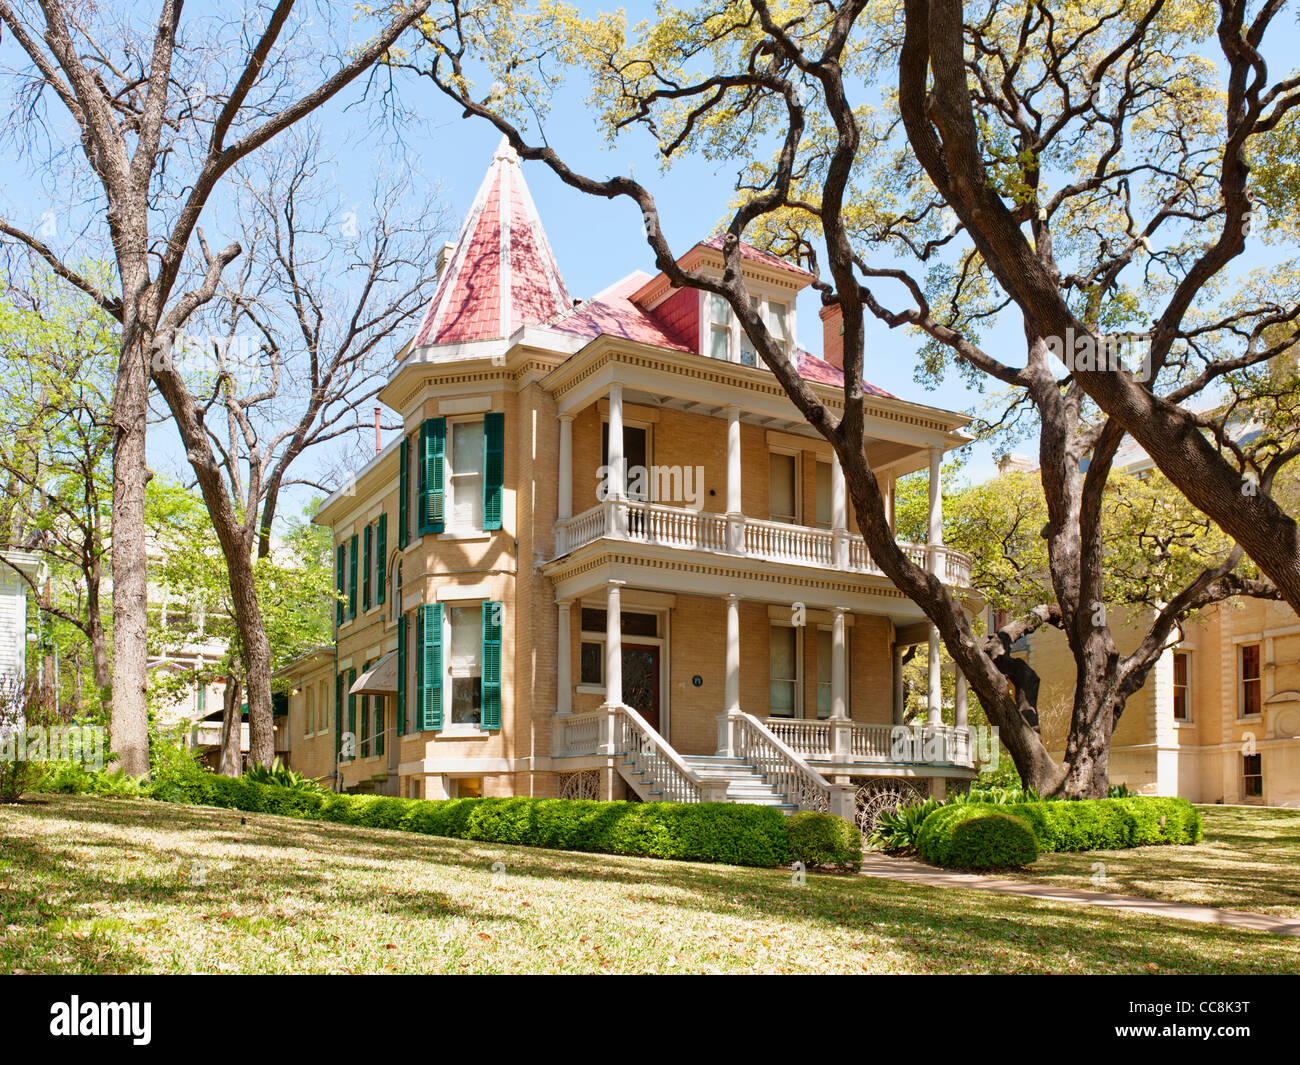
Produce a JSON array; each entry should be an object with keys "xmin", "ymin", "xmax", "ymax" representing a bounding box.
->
[{"xmin": 820, "ymin": 302, "xmax": 844, "ymax": 370}]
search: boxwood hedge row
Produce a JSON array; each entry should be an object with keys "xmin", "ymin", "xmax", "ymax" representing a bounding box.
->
[
  {"xmin": 916, "ymin": 795, "xmax": 1202, "ymax": 869},
  {"xmin": 152, "ymin": 772, "xmax": 796, "ymax": 867}
]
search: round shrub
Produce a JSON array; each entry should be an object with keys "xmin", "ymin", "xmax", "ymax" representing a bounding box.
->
[
  {"xmin": 945, "ymin": 811, "xmax": 1038, "ymax": 870},
  {"xmin": 787, "ymin": 811, "xmax": 862, "ymax": 872}
]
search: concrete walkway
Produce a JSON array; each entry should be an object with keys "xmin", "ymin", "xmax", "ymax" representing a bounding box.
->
[{"xmin": 859, "ymin": 853, "xmax": 1300, "ymax": 937}]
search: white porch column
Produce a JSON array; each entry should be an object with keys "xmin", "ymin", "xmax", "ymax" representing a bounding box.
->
[
  {"xmin": 831, "ymin": 451, "xmax": 848, "ymax": 568},
  {"xmin": 556, "ymin": 600, "xmax": 572, "ymax": 715},
  {"xmin": 892, "ymin": 642, "xmax": 905, "ymax": 725},
  {"xmin": 716, "ymin": 593, "xmax": 742, "ymax": 755},
  {"xmin": 954, "ymin": 668, "xmax": 968, "ymax": 729},
  {"xmin": 603, "ymin": 581, "xmax": 624, "ymax": 709},
  {"xmin": 557, "ymin": 414, "xmax": 574, "ymax": 521},
  {"xmin": 927, "ymin": 624, "xmax": 942, "ymax": 725},
  {"xmin": 927, "ymin": 446, "xmax": 943, "ymax": 575},
  {"xmin": 607, "ymin": 385, "xmax": 626, "ymax": 538},
  {"xmin": 830, "ymin": 607, "xmax": 851, "ymax": 765},
  {"xmin": 725, "ymin": 405, "xmax": 745, "ymax": 554}
]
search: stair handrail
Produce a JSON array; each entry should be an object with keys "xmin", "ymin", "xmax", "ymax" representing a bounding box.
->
[
  {"xmin": 733, "ymin": 712, "xmax": 832, "ymax": 812},
  {"xmin": 614, "ymin": 702, "xmax": 721, "ymax": 803}
]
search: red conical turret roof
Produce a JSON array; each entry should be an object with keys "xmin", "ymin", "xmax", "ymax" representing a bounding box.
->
[{"xmin": 411, "ymin": 138, "xmax": 571, "ymax": 347}]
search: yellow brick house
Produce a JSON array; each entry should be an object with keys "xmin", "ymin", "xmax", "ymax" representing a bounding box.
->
[{"xmin": 282, "ymin": 141, "xmax": 985, "ymax": 829}]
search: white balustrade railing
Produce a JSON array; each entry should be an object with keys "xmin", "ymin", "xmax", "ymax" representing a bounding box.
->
[
  {"xmin": 732, "ymin": 713, "xmax": 831, "ymax": 812},
  {"xmin": 763, "ymin": 718, "xmax": 975, "ymax": 768},
  {"xmin": 554, "ymin": 499, "xmax": 972, "ymax": 585}
]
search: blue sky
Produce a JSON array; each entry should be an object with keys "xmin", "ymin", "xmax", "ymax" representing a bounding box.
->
[{"xmin": 3, "ymin": 1, "xmax": 1296, "ymax": 518}]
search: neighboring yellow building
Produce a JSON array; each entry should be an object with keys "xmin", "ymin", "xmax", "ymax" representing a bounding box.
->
[
  {"xmin": 282, "ymin": 141, "xmax": 986, "ymax": 829},
  {"xmin": 1012, "ymin": 437, "xmax": 1300, "ymax": 807}
]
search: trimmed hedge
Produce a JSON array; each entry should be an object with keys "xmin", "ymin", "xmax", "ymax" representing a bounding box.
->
[
  {"xmin": 946, "ymin": 811, "xmax": 1039, "ymax": 870},
  {"xmin": 153, "ymin": 772, "xmax": 794, "ymax": 867},
  {"xmin": 787, "ymin": 811, "xmax": 863, "ymax": 873},
  {"xmin": 916, "ymin": 795, "xmax": 1202, "ymax": 868}
]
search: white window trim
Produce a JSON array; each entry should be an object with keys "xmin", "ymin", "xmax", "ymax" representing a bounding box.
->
[
  {"xmin": 1238, "ymin": 642, "xmax": 1263, "ymax": 721},
  {"xmin": 768, "ymin": 621, "xmax": 803, "ymax": 719},
  {"xmin": 768, "ymin": 446, "xmax": 802, "ymax": 525},
  {"xmin": 444, "ymin": 415, "xmax": 487, "ymax": 536},
  {"xmin": 1172, "ymin": 650, "xmax": 1192, "ymax": 726},
  {"xmin": 698, "ymin": 290, "xmax": 793, "ymax": 365},
  {"xmin": 441, "ymin": 597, "xmax": 487, "ymax": 733}
]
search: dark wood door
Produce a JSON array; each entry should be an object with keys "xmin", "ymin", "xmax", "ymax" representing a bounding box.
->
[{"xmin": 622, "ymin": 643, "xmax": 662, "ymax": 736}]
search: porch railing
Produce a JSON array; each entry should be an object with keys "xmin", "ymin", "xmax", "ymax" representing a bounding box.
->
[
  {"xmin": 554, "ymin": 498, "xmax": 972, "ymax": 585},
  {"xmin": 764, "ymin": 717, "xmax": 975, "ymax": 768},
  {"xmin": 732, "ymin": 712, "xmax": 832, "ymax": 812}
]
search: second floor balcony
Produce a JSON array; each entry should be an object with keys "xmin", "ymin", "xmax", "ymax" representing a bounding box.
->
[{"xmin": 555, "ymin": 496, "xmax": 972, "ymax": 586}]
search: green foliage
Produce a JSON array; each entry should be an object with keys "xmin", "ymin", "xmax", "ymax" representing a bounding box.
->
[
  {"xmin": 786, "ymin": 811, "xmax": 862, "ymax": 872},
  {"xmin": 244, "ymin": 758, "xmax": 326, "ymax": 794},
  {"xmin": 945, "ymin": 811, "xmax": 1039, "ymax": 870},
  {"xmin": 1108, "ymin": 783, "xmax": 1136, "ymax": 798},
  {"xmin": 153, "ymin": 773, "xmax": 796, "ymax": 867},
  {"xmin": 916, "ymin": 795, "xmax": 1200, "ymax": 867},
  {"xmin": 1008, "ymin": 796, "xmax": 1202, "ymax": 853},
  {"xmin": 868, "ymin": 797, "xmax": 940, "ymax": 854},
  {"xmin": 37, "ymin": 761, "xmax": 148, "ymax": 798}
]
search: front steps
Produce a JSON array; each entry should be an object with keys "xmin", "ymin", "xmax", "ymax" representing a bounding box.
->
[{"xmin": 617, "ymin": 750, "xmax": 798, "ymax": 811}]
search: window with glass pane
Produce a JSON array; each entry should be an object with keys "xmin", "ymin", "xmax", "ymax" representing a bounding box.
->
[
  {"xmin": 1173, "ymin": 651, "xmax": 1189, "ymax": 721},
  {"xmin": 770, "ymin": 625, "xmax": 798, "ymax": 717},
  {"xmin": 815, "ymin": 461, "xmax": 832, "ymax": 529},
  {"xmin": 816, "ymin": 628, "xmax": 832, "ymax": 718},
  {"xmin": 767, "ymin": 301, "xmax": 789, "ymax": 353},
  {"xmin": 1240, "ymin": 644, "xmax": 1261, "ymax": 717},
  {"xmin": 449, "ymin": 606, "xmax": 482, "ymax": 724},
  {"xmin": 740, "ymin": 333, "xmax": 757, "ymax": 367},
  {"xmin": 1243, "ymin": 753, "xmax": 1263, "ymax": 797},
  {"xmin": 709, "ymin": 294, "xmax": 731, "ymax": 360},
  {"xmin": 580, "ymin": 642, "xmax": 602, "ymax": 685},
  {"xmin": 449, "ymin": 420, "xmax": 484, "ymax": 530},
  {"xmin": 769, "ymin": 452, "xmax": 798, "ymax": 523}
]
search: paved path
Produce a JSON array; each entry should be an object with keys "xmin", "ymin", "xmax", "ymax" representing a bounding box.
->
[{"xmin": 859, "ymin": 853, "xmax": 1300, "ymax": 937}]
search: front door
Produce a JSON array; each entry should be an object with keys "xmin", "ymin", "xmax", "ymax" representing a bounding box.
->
[{"xmin": 622, "ymin": 643, "xmax": 662, "ymax": 736}]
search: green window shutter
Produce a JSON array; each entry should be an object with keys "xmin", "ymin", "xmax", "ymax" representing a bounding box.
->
[
  {"xmin": 397, "ymin": 614, "xmax": 407, "ymax": 736},
  {"xmin": 348, "ymin": 535, "xmax": 358, "ymax": 618},
  {"xmin": 418, "ymin": 418, "xmax": 445, "ymax": 535},
  {"xmin": 361, "ymin": 686, "xmax": 370, "ymax": 757},
  {"xmin": 348, "ymin": 665, "xmax": 358, "ymax": 749},
  {"xmin": 335, "ymin": 545, "xmax": 345, "ymax": 626},
  {"xmin": 398, "ymin": 436, "xmax": 410, "ymax": 549},
  {"xmin": 483, "ymin": 411, "xmax": 504, "ymax": 531},
  {"xmin": 481, "ymin": 600, "xmax": 502, "ymax": 730},
  {"xmin": 375, "ymin": 696, "xmax": 385, "ymax": 757},
  {"xmin": 376, "ymin": 514, "xmax": 387, "ymax": 604},
  {"xmin": 335, "ymin": 672, "xmax": 343, "ymax": 759},
  {"xmin": 362, "ymin": 524, "xmax": 372, "ymax": 611},
  {"xmin": 420, "ymin": 603, "xmax": 443, "ymax": 731}
]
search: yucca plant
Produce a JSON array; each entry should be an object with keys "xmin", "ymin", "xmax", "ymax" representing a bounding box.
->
[
  {"xmin": 867, "ymin": 797, "xmax": 940, "ymax": 854},
  {"xmin": 243, "ymin": 758, "xmax": 326, "ymax": 794}
]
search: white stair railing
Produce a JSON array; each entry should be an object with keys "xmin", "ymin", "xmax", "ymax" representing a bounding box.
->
[
  {"xmin": 613, "ymin": 703, "xmax": 712, "ymax": 803},
  {"xmin": 732, "ymin": 713, "xmax": 832, "ymax": 812}
]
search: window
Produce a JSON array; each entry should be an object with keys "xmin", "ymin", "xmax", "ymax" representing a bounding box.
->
[
  {"xmin": 451, "ymin": 776, "xmax": 482, "ymax": 798},
  {"xmin": 709, "ymin": 294, "xmax": 730, "ymax": 360},
  {"xmin": 770, "ymin": 625, "xmax": 799, "ymax": 717},
  {"xmin": 306, "ymin": 687, "xmax": 315, "ymax": 735},
  {"xmin": 600, "ymin": 424, "xmax": 650, "ymax": 499},
  {"xmin": 766, "ymin": 300, "xmax": 790, "ymax": 355},
  {"xmin": 815, "ymin": 460, "xmax": 832, "ymax": 529},
  {"xmin": 449, "ymin": 605, "xmax": 483, "ymax": 725},
  {"xmin": 449, "ymin": 420, "xmax": 485, "ymax": 531},
  {"xmin": 1243, "ymin": 753, "xmax": 1263, "ymax": 798},
  {"xmin": 1173, "ymin": 651, "xmax": 1190, "ymax": 722},
  {"xmin": 1240, "ymin": 643, "xmax": 1261, "ymax": 718},
  {"xmin": 391, "ymin": 558, "xmax": 403, "ymax": 623},
  {"xmin": 816, "ymin": 628, "xmax": 833, "ymax": 719},
  {"xmin": 769, "ymin": 452, "xmax": 798, "ymax": 524},
  {"xmin": 579, "ymin": 610, "xmax": 659, "ymax": 686}
]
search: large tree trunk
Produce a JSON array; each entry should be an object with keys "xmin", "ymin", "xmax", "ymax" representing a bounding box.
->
[
  {"xmin": 109, "ymin": 328, "xmax": 151, "ymax": 777},
  {"xmin": 229, "ymin": 560, "xmax": 276, "ymax": 767},
  {"xmin": 85, "ymin": 565, "xmax": 111, "ymax": 694},
  {"xmin": 218, "ymin": 667, "xmax": 243, "ymax": 777}
]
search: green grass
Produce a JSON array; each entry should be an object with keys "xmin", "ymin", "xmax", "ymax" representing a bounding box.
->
[
  {"xmin": 0, "ymin": 795, "xmax": 1295, "ymax": 973},
  {"xmin": 1001, "ymin": 804, "xmax": 1300, "ymax": 919}
]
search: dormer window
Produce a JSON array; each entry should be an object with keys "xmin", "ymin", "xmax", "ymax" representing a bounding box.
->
[{"xmin": 703, "ymin": 292, "xmax": 792, "ymax": 364}]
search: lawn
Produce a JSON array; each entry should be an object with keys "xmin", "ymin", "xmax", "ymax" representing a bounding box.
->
[
  {"xmin": 1002, "ymin": 804, "xmax": 1300, "ymax": 919},
  {"xmin": 0, "ymin": 794, "xmax": 1296, "ymax": 974}
]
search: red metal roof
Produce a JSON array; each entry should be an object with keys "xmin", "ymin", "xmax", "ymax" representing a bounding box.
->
[
  {"xmin": 551, "ymin": 272, "xmax": 693, "ymax": 351},
  {"xmin": 411, "ymin": 139, "xmax": 570, "ymax": 347}
]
